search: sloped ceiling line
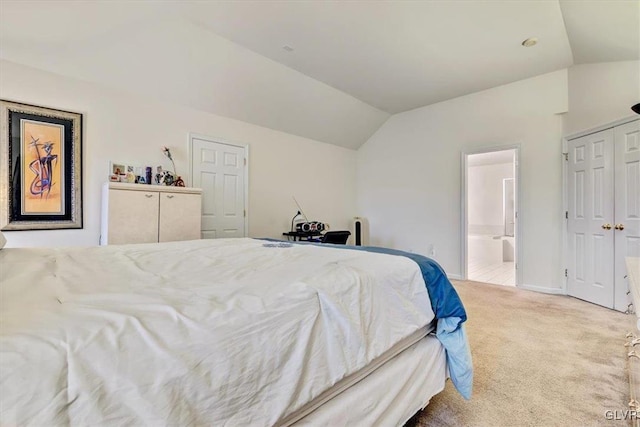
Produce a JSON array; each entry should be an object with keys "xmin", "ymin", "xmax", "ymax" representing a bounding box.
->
[{"xmin": 0, "ymin": 1, "xmax": 637, "ymax": 149}]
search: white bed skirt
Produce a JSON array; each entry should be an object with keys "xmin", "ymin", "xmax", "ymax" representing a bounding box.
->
[{"xmin": 294, "ymin": 335, "xmax": 447, "ymax": 426}]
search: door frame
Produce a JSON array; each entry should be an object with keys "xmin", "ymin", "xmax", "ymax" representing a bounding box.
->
[
  {"xmin": 188, "ymin": 133, "xmax": 250, "ymax": 237},
  {"xmin": 460, "ymin": 144, "xmax": 521, "ymax": 286},
  {"xmin": 561, "ymin": 115, "xmax": 638, "ymax": 296}
]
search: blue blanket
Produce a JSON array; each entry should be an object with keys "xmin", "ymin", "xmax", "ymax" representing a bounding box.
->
[
  {"xmin": 260, "ymin": 239, "xmax": 473, "ymax": 399},
  {"xmin": 332, "ymin": 245, "xmax": 473, "ymax": 399},
  {"xmin": 341, "ymin": 246, "xmax": 466, "ymax": 322}
]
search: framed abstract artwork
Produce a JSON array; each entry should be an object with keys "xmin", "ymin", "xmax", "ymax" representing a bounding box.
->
[{"xmin": 0, "ymin": 100, "xmax": 82, "ymax": 230}]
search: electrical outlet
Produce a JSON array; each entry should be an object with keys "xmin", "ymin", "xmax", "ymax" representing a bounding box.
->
[{"xmin": 429, "ymin": 244, "xmax": 436, "ymax": 257}]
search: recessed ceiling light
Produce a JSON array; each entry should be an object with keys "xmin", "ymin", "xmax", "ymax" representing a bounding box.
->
[
  {"xmin": 521, "ymin": 37, "xmax": 538, "ymax": 47},
  {"xmin": 282, "ymin": 45, "xmax": 294, "ymax": 52}
]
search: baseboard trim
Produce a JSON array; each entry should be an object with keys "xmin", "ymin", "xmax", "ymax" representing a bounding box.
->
[
  {"xmin": 449, "ymin": 276, "xmax": 566, "ymax": 295},
  {"xmin": 517, "ymin": 283, "xmax": 565, "ymax": 295}
]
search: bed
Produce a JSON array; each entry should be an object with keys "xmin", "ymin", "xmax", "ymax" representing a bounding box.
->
[{"xmin": 0, "ymin": 237, "xmax": 472, "ymax": 425}]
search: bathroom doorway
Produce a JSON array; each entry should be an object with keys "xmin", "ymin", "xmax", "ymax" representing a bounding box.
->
[{"xmin": 462, "ymin": 147, "xmax": 519, "ymax": 286}]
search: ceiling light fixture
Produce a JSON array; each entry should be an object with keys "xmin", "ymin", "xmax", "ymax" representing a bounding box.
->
[{"xmin": 521, "ymin": 37, "xmax": 538, "ymax": 47}]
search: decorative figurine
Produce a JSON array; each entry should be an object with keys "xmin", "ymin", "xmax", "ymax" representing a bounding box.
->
[
  {"xmin": 162, "ymin": 146, "xmax": 179, "ymax": 183},
  {"xmin": 161, "ymin": 170, "xmax": 175, "ymax": 186}
]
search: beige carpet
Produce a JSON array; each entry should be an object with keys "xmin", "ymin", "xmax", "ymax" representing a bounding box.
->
[{"xmin": 414, "ymin": 280, "xmax": 635, "ymax": 427}]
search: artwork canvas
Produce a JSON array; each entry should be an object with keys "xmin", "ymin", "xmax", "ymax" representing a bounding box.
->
[
  {"xmin": 0, "ymin": 100, "xmax": 82, "ymax": 230},
  {"xmin": 22, "ymin": 120, "xmax": 64, "ymax": 215}
]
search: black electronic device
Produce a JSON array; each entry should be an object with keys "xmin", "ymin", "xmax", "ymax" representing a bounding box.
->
[
  {"xmin": 353, "ymin": 217, "xmax": 368, "ymax": 246},
  {"xmin": 290, "ymin": 196, "xmax": 326, "ymax": 233},
  {"xmin": 296, "ymin": 221, "xmax": 325, "ymax": 233}
]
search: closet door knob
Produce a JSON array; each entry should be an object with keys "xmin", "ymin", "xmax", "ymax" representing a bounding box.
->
[
  {"xmin": 615, "ymin": 224, "xmax": 625, "ymax": 230},
  {"xmin": 602, "ymin": 223, "xmax": 612, "ymax": 230}
]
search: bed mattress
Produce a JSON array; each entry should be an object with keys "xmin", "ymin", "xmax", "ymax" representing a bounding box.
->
[{"xmin": 0, "ymin": 238, "xmax": 436, "ymax": 425}]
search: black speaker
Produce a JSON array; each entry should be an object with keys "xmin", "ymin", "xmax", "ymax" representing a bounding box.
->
[
  {"xmin": 353, "ymin": 217, "xmax": 367, "ymax": 246},
  {"xmin": 632, "ymin": 103, "xmax": 640, "ymax": 115},
  {"xmin": 296, "ymin": 222, "xmax": 325, "ymax": 232}
]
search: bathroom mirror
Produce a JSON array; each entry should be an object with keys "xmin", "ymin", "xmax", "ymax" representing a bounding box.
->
[{"xmin": 503, "ymin": 178, "xmax": 515, "ymax": 237}]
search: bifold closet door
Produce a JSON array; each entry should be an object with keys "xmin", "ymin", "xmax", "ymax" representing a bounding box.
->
[
  {"xmin": 567, "ymin": 129, "xmax": 615, "ymax": 308},
  {"xmin": 613, "ymin": 120, "xmax": 640, "ymax": 311}
]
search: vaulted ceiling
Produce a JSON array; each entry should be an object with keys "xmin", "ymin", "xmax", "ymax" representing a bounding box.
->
[{"xmin": 1, "ymin": 1, "xmax": 638, "ymax": 149}]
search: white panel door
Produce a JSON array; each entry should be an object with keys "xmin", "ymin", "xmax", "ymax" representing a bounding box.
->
[
  {"xmin": 567, "ymin": 129, "xmax": 615, "ymax": 308},
  {"xmin": 191, "ymin": 136, "xmax": 246, "ymax": 239},
  {"xmin": 159, "ymin": 193, "xmax": 202, "ymax": 243},
  {"xmin": 614, "ymin": 120, "xmax": 640, "ymax": 311}
]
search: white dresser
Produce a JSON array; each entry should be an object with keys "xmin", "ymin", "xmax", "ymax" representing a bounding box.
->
[
  {"xmin": 625, "ymin": 257, "xmax": 640, "ymax": 424},
  {"xmin": 627, "ymin": 258, "xmax": 640, "ymax": 328},
  {"xmin": 100, "ymin": 182, "xmax": 202, "ymax": 245}
]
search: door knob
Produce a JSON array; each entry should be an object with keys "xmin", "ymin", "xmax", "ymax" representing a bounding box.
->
[
  {"xmin": 602, "ymin": 223, "xmax": 612, "ymax": 230},
  {"xmin": 615, "ymin": 224, "xmax": 625, "ymax": 230}
]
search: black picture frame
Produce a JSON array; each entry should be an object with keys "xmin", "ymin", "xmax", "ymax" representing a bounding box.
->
[{"xmin": 0, "ymin": 100, "xmax": 82, "ymax": 230}]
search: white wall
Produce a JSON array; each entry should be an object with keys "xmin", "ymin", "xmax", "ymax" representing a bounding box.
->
[
  {"xmin": 563, "ymin": 60, "xmax": 640, "ymax": 136},
  {"xmin": 0, "ymin": 17, "xmax": 389, "ymax": 150},
  {"xmin": 0, "ymin": 60, "xmax": 357, "ymax": 247},
  {"xmin": 357, "ymin": 70, "xmax": 568, "ymax": 291},
  {"xmin": 468, "ymin": 162, "xmax": 513, "ymax": 236}
]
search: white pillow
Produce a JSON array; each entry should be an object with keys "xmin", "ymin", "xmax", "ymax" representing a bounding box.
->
[{"xmin": 0, "ymin": 231, "xmax": 6, "ymax": 249}]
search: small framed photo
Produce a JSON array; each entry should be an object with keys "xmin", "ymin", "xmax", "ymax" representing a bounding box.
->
[
  {"xmin": 110, "ymin": 162, "xmax": 126, "ymax": 177},
  {"xmin": 109, "ymin": 162, "xmax": 146, "ymax": 184}
]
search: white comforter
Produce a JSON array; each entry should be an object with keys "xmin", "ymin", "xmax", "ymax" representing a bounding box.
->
[{"xmin": 0, "ymin": 238, "xmax": 434, "ymax": 426}]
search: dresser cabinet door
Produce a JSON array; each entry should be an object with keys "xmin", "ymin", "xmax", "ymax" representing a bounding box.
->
[
  {"xmin": 158, "ymin": 193, "xmax": 202, "ymax": 242},
  {"xmin": 108, "ymin": 190, "xmax": 160, "ymax": 244}
]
